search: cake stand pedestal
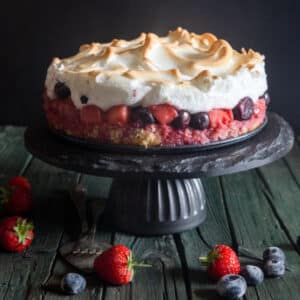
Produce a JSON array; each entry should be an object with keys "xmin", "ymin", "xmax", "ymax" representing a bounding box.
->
[{"xmin": 24, "ymin": 113, "xmax": 294, "ymax": 236}]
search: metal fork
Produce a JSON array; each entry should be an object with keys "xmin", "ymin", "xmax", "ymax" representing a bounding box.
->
[{"xmin": 59, "ymin": 184, "xmax": 111, "ymax": 273}]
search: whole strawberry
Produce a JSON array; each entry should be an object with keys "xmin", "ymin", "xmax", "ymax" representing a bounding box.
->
[
  {"xmin": 93, "ymin": 244, "xmax": 151, "ymax": 285},
  {"xmin": 200, "ymin": 245, "xmax": 240, "ymax": 280},
  {"xmin": 0, "ymin": 216, "xmax": 34, "ymax": 252},
  {"xmin": 0, "ymin": 176, "xmax": 33, "ymax": 214},
  {"xmin": 8, "ymin": 176, "xmax": 31, "ymax": 191}
]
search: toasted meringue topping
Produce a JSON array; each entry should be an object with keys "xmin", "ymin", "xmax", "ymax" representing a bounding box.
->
[{"xmin": 45, "ymin": 28, "xmax": 268, "ymax": 112}]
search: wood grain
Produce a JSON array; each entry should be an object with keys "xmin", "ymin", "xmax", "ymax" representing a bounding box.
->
[{"xmin": 221, "ymin": 170, "xmax": 300, "ymax": 300}]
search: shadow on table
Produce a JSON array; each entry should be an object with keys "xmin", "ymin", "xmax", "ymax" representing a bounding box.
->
[
  {"xmin": 277, "ymin": 243, "xmax": 297, "ymax": 252},
  {"xmin": 173, "ymin": 267, "xmax": 223, "ymax": 299}
]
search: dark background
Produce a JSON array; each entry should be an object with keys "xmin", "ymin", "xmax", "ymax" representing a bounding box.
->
[{"xmin": 2, "ymin": 0, "xmax": 300, "ymax": 132}]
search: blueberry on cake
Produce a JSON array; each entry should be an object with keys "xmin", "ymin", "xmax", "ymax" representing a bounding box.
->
[{"xmin": 44, "ymin": 27, "xmax": 269, "ymax": 147}]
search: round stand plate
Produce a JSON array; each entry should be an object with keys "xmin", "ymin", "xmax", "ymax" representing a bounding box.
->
[
  {"xmin": 24, "ymin": 112, "xmax": 294, "ymax": 235},
  {"xmin": 25, "ymin": 113, "xmax": 294, "ymax": 179}
]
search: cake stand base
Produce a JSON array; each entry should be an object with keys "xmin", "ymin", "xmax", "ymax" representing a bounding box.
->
[
  {"xmin": 24, "ymin": 113, "xmax": 294, "ymax": 237},
  {"xmin": 106, "ymin": 177, "xmax": 206, "ymax": 235}
]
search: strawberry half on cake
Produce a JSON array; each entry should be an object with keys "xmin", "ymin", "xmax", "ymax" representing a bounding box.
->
[{"xmin": 44, "ymin": 27, "xmax": 269, "ymax": 147}]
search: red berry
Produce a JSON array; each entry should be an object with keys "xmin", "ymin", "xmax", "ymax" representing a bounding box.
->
[
  {"xmin": 61, "ymin": 100, "xmax": 78, "ymax": 121},
  {"xmin": 94, "ymin": 244, "xmax": 151, "ymax": 285},
  {"xmin": 8, "ymin": 176, "xmax": 31, "ymax": 191},
  {"xmin": 208, "ymin": 109, "xmax": 233, "ymax": 128},
  {"xmin": 149, "ymin": 104, "xmax": 178, "ymax": 125},
  {"xmin": 0, "ymin": 177, "xmax": 33, "ymax": 214},
  {"xmin": 199, "ymin": 245, "xmax": 240, "ymax": 280},
  {"xmin": 0, "ymin": 216, "xmax": 34, "ymax": 252},
  {"xmin": 80, "ymin": 105, "xmax": 102, "ymax": 124},
  {"xmin": 107, "ymin": 105, "xmax": 130, "ymax": 126},
  {"xmin": 5, "ymin": 187, "xmax": 33, "ymax": 214}
]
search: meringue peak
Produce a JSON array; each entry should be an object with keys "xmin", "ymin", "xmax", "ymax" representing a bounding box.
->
[{"xmin": 53, "ymin": 27, "xmax": 264, "ymax": 83}]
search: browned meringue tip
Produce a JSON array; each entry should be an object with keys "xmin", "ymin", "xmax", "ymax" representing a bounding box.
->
[{"xmin": 50, "ymin": 28, "xmax": 265, "ymax": 82}]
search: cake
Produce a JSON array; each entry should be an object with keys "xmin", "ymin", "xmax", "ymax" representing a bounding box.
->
[{"xmin": 44, "ymin": 27, "xmax": 269, "ymax": 147}]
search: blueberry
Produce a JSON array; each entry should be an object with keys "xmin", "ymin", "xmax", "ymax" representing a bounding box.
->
[
  {"xmin": 54, "ymin": 82, "xmax": 71, "ymax": 99},
  {"xmin": 80, "ymin": 95, "xmax": 89, "ymax": 104},
  {"xmin": 61, "ymin": 273, "xmax": 86, "ymax": 295},
  {"xmin": 240, "ymin": 265, "xmax": 264, "ymax": 286},
  {"xmin": 264, "ymin": 259, "xmax": 285, "ymax": 277},
  {"xmin": 190, "ymin": 112, "xmax": 210, "ymax": 130},
  {"xmin": 131, "ymin": 106, "xmax": 155, "ymax": 126},
  {"xmin": 171, "ymin": 110, "xmax": 191, "ymax": 129},
  {"xmin": 233, "ymin": 97, "xmax": 254, "ymax": 121},
  {"xmin": 217, "ymin": 274, "xmax": 247, "ymax": 300},
  {"xmin": 261, "ymin": 91, "xmax": 271, "ymax": 106},
  {"xmin": 263, "ymin": 247, "xmax": 285, "ymax": 262}
]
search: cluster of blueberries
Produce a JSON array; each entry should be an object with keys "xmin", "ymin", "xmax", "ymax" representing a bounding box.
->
[
  {"xmin": 217, "ymin": 246, "xmax": 286, "ymax": 299},
  {"xmin": 54, "ymin": 81, "xmax": 270, "ymax": 130}
]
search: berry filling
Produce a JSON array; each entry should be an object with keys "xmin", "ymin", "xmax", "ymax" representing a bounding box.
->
[{"xmin": 44, "ymin": 93, "xmax": 267, "ymax": 147}]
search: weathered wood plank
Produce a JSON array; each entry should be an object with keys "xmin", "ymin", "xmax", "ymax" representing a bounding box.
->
[
  {"xmin": 257, "ymin": 158, "xmax": 300, "ymax": 247},
  {"xmin": 221, "ymin": 170, "xmax": 300, "ymax": 300},
  {"xmin": 80, "ymin": 176, "xmax": 187, "ymax": 300},
  {"xmin": 0, "ymin": 126, "xmax": 32, "ymax": 183},
  {"xmin": 176, "ymin": 177, "xmax": 233, "ymax": 300},
  {"xmin": 79, "ymin": 176, "xmax": 188, "ymax": 300},
  {"xmin": 1, "ymin": 127, "xmax": 300, "ymax": 300},
  {"xmin": 43, "ymin": 175, "xmax": 112, "ymax": 300},
  {"xmin": 78, "ymin": 175, "xmax": 189, "ymax": 300},
  {"xmin": 284, "ymin": 139, "xmax": 300, "ymax": 182},
  {"xmin": 43, "ymin": 261, "xmax": 105, "ymax": 300},
  {"xmin": 101, "ymin": 233, "xmax": 187, "ymax": 300},
  {"xmin": 0, "ymin": 126, "xmax": 33, "ymax": 299},
  {"xmin": 0, "ymin": 126, "xmax": 80, "ymax": 299},
  {"xmin": 198, "ymin": 177, "xmax": 233, "ymax": 247},
  {"xmin": 5, "ymin": 160, "xmax": 79, "ymax": 300}
]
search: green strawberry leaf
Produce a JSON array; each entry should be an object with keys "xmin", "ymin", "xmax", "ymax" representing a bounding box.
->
[{"xmin": 13, "ymin": 218, "xmax": 33, "ymax": 244}]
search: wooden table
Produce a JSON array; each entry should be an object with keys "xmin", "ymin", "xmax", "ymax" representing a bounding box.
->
[{"xmin": 0, "ymin": 126, "xmax": 300, "ymax": 300}]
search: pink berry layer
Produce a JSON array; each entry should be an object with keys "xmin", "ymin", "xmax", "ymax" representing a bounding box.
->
[{"xmin": 44, "ymin": 95, "xmax": 266, "ymax": 147}]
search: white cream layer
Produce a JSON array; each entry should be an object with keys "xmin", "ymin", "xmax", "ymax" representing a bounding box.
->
[{"xmin": 45, "ymin": 28, "xmax": 268, "ymax": 112}]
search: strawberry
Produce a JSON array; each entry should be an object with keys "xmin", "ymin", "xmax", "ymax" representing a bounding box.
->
[
  {"xmin": 62, "ymin": 100, "xmax": 79, "ymax": 121},
  {"xmin": 80, "ymin": 105, "xmax": 102, "ymax": 124},
  {"xmin": 106, "ymin": 105, "xmax": 130, "ymax": 125},
  {"xmin": 0, "ymin": 216, "xmax": 34, "ymax": 252},
  {"xmin": 0, "ymin": 176, "xmax": 33, "ymax": 214},
  {"xmin": 199, "ymin": 244, "xmax": 240, "ymax": 280},
  {"xmin": 208, "ymin": 109, "xmax": 233, "ymax": 128},
  {"xmin": 93, "ymin": 244, "xmax": 151, "ymax": 285},
  {"xmin": 8, "ymin": 176, "xmax": 31, "ymax": 191},
  {"xmin": 149, "ymin": 104, "xmax": 178, "ymax": 125}
]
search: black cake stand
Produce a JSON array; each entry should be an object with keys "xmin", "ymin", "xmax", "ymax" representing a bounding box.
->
[{"xmin": 24, "ymin": 113, "xmax": 294, "ymax": 236}]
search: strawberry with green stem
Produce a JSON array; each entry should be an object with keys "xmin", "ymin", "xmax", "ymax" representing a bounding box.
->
[
  {"xmin": 94, "ymin": 244, "xmax": 151, "ymax": 285},
  {"xmin": 0, "ymin": 216, "xmax": 34, "ymax": 252},
  {"xmin": 200, "ymin": 244, "xmax": 240, "ymax": 280}
]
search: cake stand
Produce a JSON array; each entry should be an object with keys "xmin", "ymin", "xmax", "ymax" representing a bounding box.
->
[{"xmin": 24, "ymin": 113, "xmax": 294, "ymax": 236}]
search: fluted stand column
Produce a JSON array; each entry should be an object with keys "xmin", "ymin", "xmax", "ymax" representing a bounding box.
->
[{"xmin": 106, "ymin": 177, "xmax": 206, "ymax": 235}]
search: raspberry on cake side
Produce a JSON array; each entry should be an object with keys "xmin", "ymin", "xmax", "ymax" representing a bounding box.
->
[{"xmin": 44, "ymin": 27, "xmax": 269, "ymax": 147}]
